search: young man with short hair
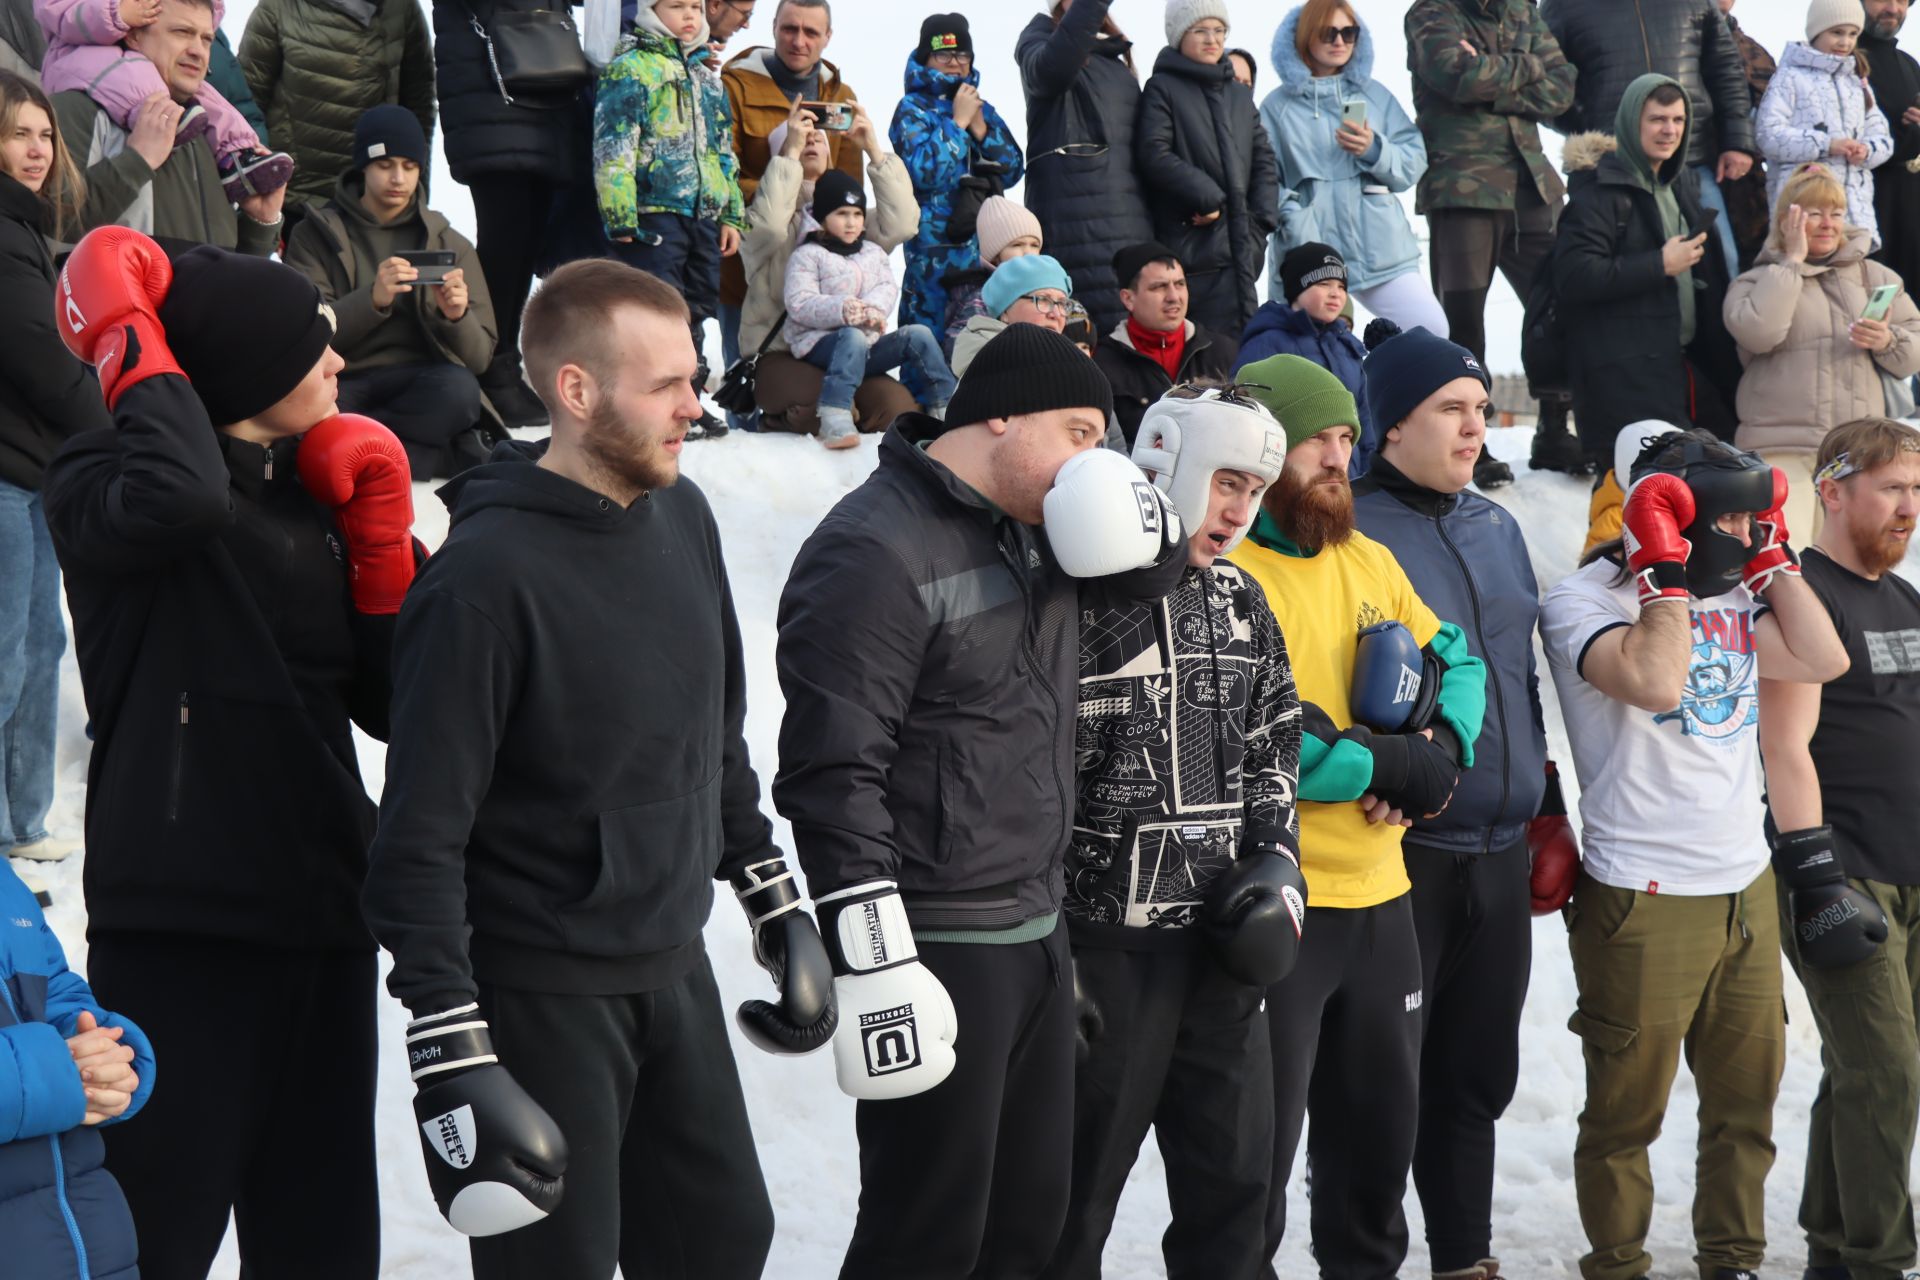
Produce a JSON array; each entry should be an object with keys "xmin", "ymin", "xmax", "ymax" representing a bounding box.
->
[
  {"xmin": 1092, "ymin": 242, "xmax": 1239, "ymax": 448},
  {"xmin": 1758, "ymin": 416, "xmax": 1920, "ymax": 1280}
]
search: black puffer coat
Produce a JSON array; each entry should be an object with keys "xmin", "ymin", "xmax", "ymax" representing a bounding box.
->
[
  {"xmin": 1016, "ymin": 0, "xmax": 1152, "ymax": 334},
  {"xmin": 431, "ymin": 0, "xmax": 583, "ymax": 184},
  {"xmin": 1135, "ymin": 47, "xmax": 1279, "ymax": 337},
  {"xmin": 1540, "ymin": 0, "xmax": 1754, "ymax": 168},
  {"xmin": 0, "ymin": 173, "xmax": 109, "ymax": 493}
]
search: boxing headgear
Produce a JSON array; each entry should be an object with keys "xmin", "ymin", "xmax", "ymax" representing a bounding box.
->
[
  {"xmin": 1131, "ymin": 386, "xmax": 1287, "ymax": 555},
  {"xmin": 1620, "ymin": 425, "xmax": 1776, "ymax": 599}
]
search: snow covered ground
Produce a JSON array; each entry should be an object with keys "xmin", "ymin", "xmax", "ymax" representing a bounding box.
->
[{"xmin": 29, "ymin": 423, "xmax": 1902, "ymax": 1278}]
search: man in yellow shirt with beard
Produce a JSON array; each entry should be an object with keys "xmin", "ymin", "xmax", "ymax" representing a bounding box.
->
[{"xmin": 1229, "ymin": 353, "xmax": 1487, "ymax": 1277}]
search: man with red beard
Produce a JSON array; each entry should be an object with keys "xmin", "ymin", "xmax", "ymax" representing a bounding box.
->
[
  {"xmin": 1757, "ymin": 416, "xmax": 1920, "ymax": 1280},
  {"xmin": 1227, "ymin": 353, "xmax": 1488, "ymax": 1275}
]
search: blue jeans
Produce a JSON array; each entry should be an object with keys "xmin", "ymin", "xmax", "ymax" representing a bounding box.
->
[
  {"xmin": 0, "ymin": 480, "xmax": 64, "ymax": 846},
  {"xmin": 1692, "ymin": 163, "xmax": 1741, "ymax": 278},
  {"xmin": 802, "ymin": 324, "xmax": 957, "ymax": 413}
]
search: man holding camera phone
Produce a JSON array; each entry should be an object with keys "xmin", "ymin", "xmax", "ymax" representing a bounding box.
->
[{"xmin": 285, "ymin": 105, "xmax": 501, "ymax": 479}]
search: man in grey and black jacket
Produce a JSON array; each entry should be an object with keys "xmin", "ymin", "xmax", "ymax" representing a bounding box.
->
[
  {"xmin": 1351, "ymin": 327, "xmax": 1549, "ymax": 1280},
  {"xmin": 775, "ymin": 323, "xmax": 1186, "ymax": 1277}
]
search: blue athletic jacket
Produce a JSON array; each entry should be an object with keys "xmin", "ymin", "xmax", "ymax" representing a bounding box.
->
[
  {"xmin": 1234, "ymin": 302, "xmax": 1378, "ymax": 475},
  {"xmin": 1353, "ymin": 457, "xmax": 1547, "ymax": 853},
  {"xmin": 0, "ymin": 868, "xmax": 152, "ymax": 1279}
]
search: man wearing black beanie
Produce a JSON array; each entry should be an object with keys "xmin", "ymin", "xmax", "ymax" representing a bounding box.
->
[
  {"xmin": 775, "ymin": 322, "xmax": 1187, "ymax": 1274},
  {"xmin": 42, "ymin": 229, "xmax": 417, "ymax": 1278}
]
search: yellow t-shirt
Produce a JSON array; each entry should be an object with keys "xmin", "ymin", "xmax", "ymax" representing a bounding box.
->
[{"xmin": 1229, "ymin": 531, "xmax": 1440, "ymax": 909}]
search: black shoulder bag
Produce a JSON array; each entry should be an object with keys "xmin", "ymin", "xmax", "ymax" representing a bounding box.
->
[
  {"xmin": 714, "ymin": 312, "xmax": 787, "ymax": 415},
  {"xmin": 462, "ymin": 0, "xmax": 592, "ymax": 105}
]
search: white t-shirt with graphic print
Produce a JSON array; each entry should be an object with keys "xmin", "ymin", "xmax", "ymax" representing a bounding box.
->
[{"xmin": 1540, "ymin": 559, "xmax": 1770, "ymax": 896}]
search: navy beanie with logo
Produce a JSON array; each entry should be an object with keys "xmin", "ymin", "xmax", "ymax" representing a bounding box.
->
[
  {"xmin": 1363, "ymin": 326, "xmax": 1491, "ymax": 432},
  {"xmin": 353, "ymin": 104, "xmax": 430, "ymax": 172}
]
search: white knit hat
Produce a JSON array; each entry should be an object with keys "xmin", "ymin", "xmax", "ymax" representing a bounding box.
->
[
  {"xmin": 974, "ymin": 197, "xmax": 1044, "ymax": 264},
  {"xmin": 1806, "ymin": 0, "xmax": 1866, "ymax": 40},
  {"xmin": 1165, "ymin": 0, "xmax": 1229, "ymax": 45}
]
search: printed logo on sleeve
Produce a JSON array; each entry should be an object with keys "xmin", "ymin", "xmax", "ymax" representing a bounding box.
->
[{"xmin": 860, "ymin": 1004, "xmax": 923, "ymax": 1076}]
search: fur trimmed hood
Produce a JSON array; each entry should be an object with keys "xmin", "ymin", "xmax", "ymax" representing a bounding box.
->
[{"xmin": 1561, "ymin": 131, "xmax": 1616, "ymax": 174}]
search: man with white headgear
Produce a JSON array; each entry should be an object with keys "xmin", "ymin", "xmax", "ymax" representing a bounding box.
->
[{"xmin": 1046, "ymin": 382, "xmax": 1308, "ymax": 1280}]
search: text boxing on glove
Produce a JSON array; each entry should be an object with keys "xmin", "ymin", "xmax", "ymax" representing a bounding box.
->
[
  {"xmin": 1742, "ymin": 466, "xmax": 1800, "ymax": 597},
  {"xmin": 1362, "ymin": 728, "xmax": 1459, "ymax": 818},
  {"xmin": 1202, "ymin": 843, "xmax": 1308, "ymax": 987},
  {"xmin": 296, "ymin": 414, "xmax": 417, "ymax": 614},
  {"xmin": 732, "ymin": 857, "xmax": 837, "ymax": 1054},
  {"xmin": 1528, "ymin": 760, "xmax": 1580, "ymax": 916},
  {"xmin": 1621, "ymin": 471, "xmax": 1697, "ymax": 608},
  {"xmin": 1774, "ymin": 825, "xmax": 1888, "ymax": 969},
  {"xmin": 815, "ymin": 880, "xmax": 958, "ymax": 1100},
  {"xmin": 406, "ymin": 1004, "xmax": 568, "ymax": 1236},
  {"xmin": 1043, "ymin": 447, "xmax": 1181, "ymax": 578},
  {"xmin": 1351, "ymin": 621, "xmax": 1439, "ymax": 733},
  {"xmin": 56, "ymin": 226, "xmax": 186, "ymax": 407}
]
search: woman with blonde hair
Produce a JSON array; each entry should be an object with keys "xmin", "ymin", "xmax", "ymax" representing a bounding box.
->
[
  {"xmin": 0, "ymin": 68, "xmax": 105, "ymax": 888},
  {"xmin": 1725, "ymin": 161, "xmax": 1920, "ymax": 541}
]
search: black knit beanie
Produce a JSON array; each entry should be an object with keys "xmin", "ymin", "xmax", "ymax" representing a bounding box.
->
[
  {"xmin": 1280, "ymin": 241, "xmax": 1347, "ymax": 301},
  {"xmin": 945, "ymin": 323, "xmax": 1113, "ymax": 428},
  {"xmin": 352, "ymin": 104, "xmax": 429, "ymax": 172},
  {"xmin": 158, "ymin": 246, "xmax": 336, "ymax": 426},
  {"xmin": 916, "ymin": 13, "xmax": 973, "ymax": 62},
  {"xmin": 810, "ymin": 170, "xmax": 867, "ymax": 225},
  {"xmin": 1111, "ymin": 241, "xmax": 1181, "ymax": 292}
]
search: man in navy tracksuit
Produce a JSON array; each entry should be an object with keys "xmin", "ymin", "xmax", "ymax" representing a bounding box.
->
[{"xmin": 1351, "ymin": 327, "xmax": 1549, "ymax": 1280}]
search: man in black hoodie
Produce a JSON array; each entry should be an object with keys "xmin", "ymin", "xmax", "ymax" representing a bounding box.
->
[
  {"xmin": 44, "ymin": 230, "xmax": 414, "ymax": 1279},
  {"xmin": 362, "ymin": 257, "xmax": 833, "ymax": 1278},
  {"xmin": 776, "ymin": 322, "xmax": 1188, "ymax": 1277}
]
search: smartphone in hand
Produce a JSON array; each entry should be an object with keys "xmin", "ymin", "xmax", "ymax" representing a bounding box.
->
[
  {"xmin": 801, "ymin": 101, "xmax": 853, "ymax": 131},
  {"xmin": 1340, "ymin": 99, "xmax": 1368, "ymax": 130},
  {"xmin": 1863, "ymin": 283, "xmax": 1901, "ymax": 322},
  {"xmin": 397, "ymin": 249, "xmax": 457, "ymax": 286},
  {"xmin": 1690, "ymin": 207, "xmax": 1720, "ymax": 241}
]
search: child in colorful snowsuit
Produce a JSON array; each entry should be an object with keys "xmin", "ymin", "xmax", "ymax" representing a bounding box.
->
[
  {"xmin": 0, "ymin": 861, "xmax": 155, "ymax": 1280},
  {"xmin": 36, "ymin": 0, "xmax": 291, "ymax": 201},
  {"xmin": 1758, "ymin": 0, "xmax": 1894, "ymax": 247},
  {"xmin": 784, "ymin": 170, "xmax": 956, "ymax": 448}
]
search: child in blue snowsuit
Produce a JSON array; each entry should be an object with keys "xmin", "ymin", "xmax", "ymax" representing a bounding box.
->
[
  {"xmin": 887, "ymin": 13, "xmax": 1024, "ymax": 336},
  {"xmin": 1236, "ymin": 241, "xmax": 1379, "ymax": 475},
  {"xmin": 0, "ymin": 862, "xmax": 154, "ymax": 1279}
]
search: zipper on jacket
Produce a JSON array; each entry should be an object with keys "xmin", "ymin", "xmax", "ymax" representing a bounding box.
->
[
  {"xmin": 0, "ymin": 982, "xmax": 91, "ymax": 1278},
  {"xmin": 1633, "ymin": 0, "xmax": 1652, "ymax": 74},
  {"xmin": 1434, "ymin": 516, "xmax": 1509, "ymax": 855},
  {"xmin": 168, "ymin": 693, "xmax": 189, "ymax": 823}
]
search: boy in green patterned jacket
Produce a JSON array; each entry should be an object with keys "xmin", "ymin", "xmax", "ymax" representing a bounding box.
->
[{"xmin": 593, "ymin": 0, "xmax": 746, "ymax": 424}]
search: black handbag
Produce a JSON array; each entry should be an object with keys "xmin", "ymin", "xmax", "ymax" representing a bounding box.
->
[
  {"xmin": 714, "ymin": 312, "xmax": 787, "ymax": 415},
  {"xmin": 465, "ymin": 0, "xmax": 592, "ymax": 105}
]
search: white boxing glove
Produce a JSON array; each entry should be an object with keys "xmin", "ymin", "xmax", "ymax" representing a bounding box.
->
[
  {"xmin": 1043, "ymin": 447, "xmax": 1181, "ymax": 578},
  {"xmin": 815, "ymin": 880, "xmax": 958, "ymax": 1100}
]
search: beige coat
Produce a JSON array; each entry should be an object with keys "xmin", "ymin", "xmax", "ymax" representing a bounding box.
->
[
  {"xmin": 739, "ymin": 150, "xmax": 919, "ymax": 359},
  {"xmin": 1724, "ymin": 225, "xmax": 1920, "ymax": 455}
]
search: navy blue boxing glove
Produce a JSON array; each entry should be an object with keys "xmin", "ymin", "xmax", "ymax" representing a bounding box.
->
[{"xmin": 1352, "ymin": 621, "xmax": 1438, "ymax": 733}]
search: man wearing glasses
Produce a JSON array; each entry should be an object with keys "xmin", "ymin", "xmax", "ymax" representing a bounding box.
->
[
  {"xmin": 1093, "ymin": 242, "xmax": 1241, "ymax": 449},
  {"xmin": 706, "ymin": 0, "xmax": 754, "ymax": 47}
]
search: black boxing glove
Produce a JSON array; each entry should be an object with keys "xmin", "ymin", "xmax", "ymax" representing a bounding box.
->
[
  {"xmin": 1774, "ymin": 825, "xmax": 1888, "ymax": 969},
  {"xmin": 1202, "ymin": 844, "xmax": 1308, "ymax": 987},
  {"xmin": 732, "ymin": 857, "xmax": 837, "ymax": 1054},
  {"xmin": 1361, "ymin": 728, "xmax": 1460, "ymax": 818},
  {"xmin": 406, "ymin": 1004, "xmax": 567, "ymax": 1237}
]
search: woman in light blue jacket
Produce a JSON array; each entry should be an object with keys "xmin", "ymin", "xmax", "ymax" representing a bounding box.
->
[{"xmin": 1260, "ymin": 1, "xmax": 1448, "ymax": 336}]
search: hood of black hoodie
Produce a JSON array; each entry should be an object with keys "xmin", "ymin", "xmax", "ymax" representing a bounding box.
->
[{"xmin": 436, "ymin": 437, "xmax": 642, "ymax": 533}]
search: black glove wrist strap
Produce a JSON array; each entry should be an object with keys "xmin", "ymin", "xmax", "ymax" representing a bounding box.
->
[
  {"xmin": 1773, "ymin": 824, "xmax": 1846, "ymax": 890},
  {"xmin": 733, "ymin": 857, "xmax": 806, "ymax": 930},
  {"xmin": 406, "ymin": 1004, "xmax": 499, "ymax": 1083}
]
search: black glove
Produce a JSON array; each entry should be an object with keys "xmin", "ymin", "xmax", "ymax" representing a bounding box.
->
[
  {"xmin": 1072, "ymin": 959, "xmax": 1103, "ymax": 1068},
  {"xmin": 407, "ymin": 1004, "xmax": 568, "ymax": 1236},
  {"xmin": 1774, "ymin": 826, "xmax": 1888, "ymax": 969},
  {"xmin": 1202, "ymin": 844, "xmax": 1308, "ymax": 987},
  {"xmin": 1363, "ymin": 728, "xmax": 1460, "ymax": 817},
  {"xmin": 732, "ymin": 857, "xmax": 837, "ymax": 1054}
]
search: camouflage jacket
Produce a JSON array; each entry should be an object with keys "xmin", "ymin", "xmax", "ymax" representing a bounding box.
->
[{"xmin": 1406, "ymin": 0, "xmax": 1575, "ymax": 212}]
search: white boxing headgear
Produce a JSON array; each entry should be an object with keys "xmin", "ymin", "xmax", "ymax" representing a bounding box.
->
[{"xmin": 1131, "ymin": 387, "xmax": 1288, "ymax": 555}]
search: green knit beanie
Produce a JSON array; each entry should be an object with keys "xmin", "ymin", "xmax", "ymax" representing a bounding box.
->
[{"xmin": 1235, "ymin": 354, "xmax": 1362, "ymax": 452}]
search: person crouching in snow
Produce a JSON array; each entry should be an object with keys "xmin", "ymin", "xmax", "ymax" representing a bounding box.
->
[
  {"xmin": 1, "ymin": 860, "xmax": 154, "ymax": 1280},
  {"xmin": 784, "ymin": 170, "xmax": 957, "ymax": 448}
]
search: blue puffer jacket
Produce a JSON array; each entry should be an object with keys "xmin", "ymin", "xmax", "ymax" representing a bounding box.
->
[
  {"xmin": 1234, "ymin": 302, "xmax": 1378, "ymax": 475},
  {"xmin": 889, "ymin": 54, "xmax": 1025, "ymax": 336},
  {"xmin": 1353, "ymin": 458, "xmax": 1547, "ymax": 853},
  {"xmin": 0, "ymin": 868, "xmax": 153, "ymax": 1280},
  {"xmin": 1259, "ymin": 6, "xmax": 1427, "ymax": 294}
]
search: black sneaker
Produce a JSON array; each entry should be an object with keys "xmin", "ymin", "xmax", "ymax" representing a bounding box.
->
[
  {"xmin": 1713, "ymin": 1270, "xmax": 1760, "ymax": 1280},
  {"xmin": 690, "ymin": 407, "xmax": 728, "ymax": 440},
  {"xmin": 1473, "ymin": 444, "xmax": 1514, "ymax": 489},
  {"xmin": 485, "ymin": 378, "xmax": 550, "ymax": 430}
]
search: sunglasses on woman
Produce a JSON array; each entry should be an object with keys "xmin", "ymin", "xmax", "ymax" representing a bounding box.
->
[{"xmin": 1319, "ymin": 25, "xmax": 1360, "ymax": 44}]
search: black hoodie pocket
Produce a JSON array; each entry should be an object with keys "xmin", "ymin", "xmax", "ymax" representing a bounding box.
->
[{"xmin": 569, "ymin": 777, "xmax": 722, "ymax": 952}]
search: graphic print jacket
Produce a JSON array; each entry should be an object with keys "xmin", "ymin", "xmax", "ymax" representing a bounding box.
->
[{"xmin": 1066, "ymin": 561, "xmax": 1302, "ymax": 947}]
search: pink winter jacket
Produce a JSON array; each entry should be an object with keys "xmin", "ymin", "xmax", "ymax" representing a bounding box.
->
[
  {"xmin": 1724, "ymin": 224, "xmax": 1920, "ymax": 455},
  {"xmin": 782, "ymin": 237, "xmax": 900, "ymax": 358}
]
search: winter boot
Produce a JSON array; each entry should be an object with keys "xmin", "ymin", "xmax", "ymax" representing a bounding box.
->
[
  {"xmin": 1472, "ymin": 443, "xmax": 1514, "ymax": 489},
  {"xmin": 689, "ymin": 364, "xmax": 728, "ymax": 440},
  {"xmin": 1529, "ymin": 395, "xmax": 1591, "ymax": 474},
  {"xmin": 1712, "ymin": 1270, "xmax": 1761, "ymax": 1280},
  {"xmin": 482, "ymin": 358, "xmax": 551, "ymax": 430},
  {"xmin": 1434, "ymin": 1260, "xmax": 1502, "ymax": 1280},
  {"xmin": 10, "ymin": 835, "xmax": 80, "ymax": 862},
  {"xmin": 174, "ymin": 103, "xmax": 209, "ymax": 145},
  {"xmin": 926, "ymin": 401, "xmax": 948, "ymax": 422},
  {"xmin": 445, "ymin": 428, "xmax": 494, "ymax": 476},
  {"xmin": 817, "ymin": 406, "xmax": 860, "ymax": 450},
  {"xmin": 219, "ymin": 148, "xmax": 295, "ymax": 203},
  {"xmin": 10, "ymin": 864, "xmax": 51, "ymax": 907}
]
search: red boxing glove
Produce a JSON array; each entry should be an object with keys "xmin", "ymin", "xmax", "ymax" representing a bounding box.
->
[
  {"xmin": 1528, "ymin": 760, "xmax": 1580, "ymax": 916},
  {"xmin": 296, "ymin": 414, "xmax": 417, "ymax": 614},
  {"xmin": 1621, "ymin": 471, "xmax": 1695, "ymax": 608},
  {"xmin": 56, "ymin": 226, "xmax": 186, "ymax": 407},
  {"xmin": 1742, "ymin": 466, "xmax": 1800, "ymax": 597}
]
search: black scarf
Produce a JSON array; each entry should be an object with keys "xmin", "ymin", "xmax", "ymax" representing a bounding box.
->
[{"xmin": 808, "ymin": 228, "xmax": 864, "ymax": 256}]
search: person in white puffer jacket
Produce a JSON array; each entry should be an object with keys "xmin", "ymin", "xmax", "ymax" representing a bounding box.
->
[{"xmin": 1757, "ymin": 0, "xmax": 1893, "ymax": 248}]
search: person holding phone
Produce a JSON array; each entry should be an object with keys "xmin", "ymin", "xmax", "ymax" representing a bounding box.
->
[
  {"xmin": 284, "ymin": 106, "xmax": 501, "ymax": 479},
  {"xmin": 1725, "ymin": 162, "xmax": 1920, "ymax": 541}
]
